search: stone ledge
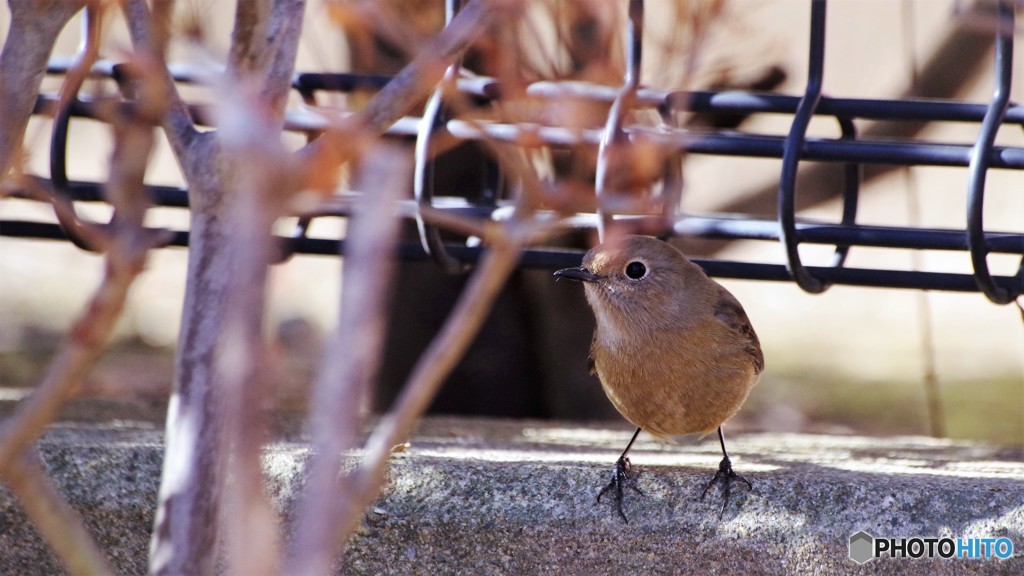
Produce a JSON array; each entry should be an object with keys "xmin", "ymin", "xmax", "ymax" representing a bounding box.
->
[{"xmin": 1, "ymin": 417, "xmax": 1022, "ymax": 574}]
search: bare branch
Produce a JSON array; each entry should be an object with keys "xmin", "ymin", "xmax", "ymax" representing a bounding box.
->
[
  {"xmin": 355, "ymin": 0, "xmax": 518, "ymax": 135},
  {"xmin": 213, "ymin": 79, "xmax": 305, "ymax": 576},
  {"xmin": 147, "ymin": 208, "xmax": 228, "ymax": 576},
  {"xmin": 407, "ymin": 203, "xmax": 503, "ymax": 243},
  {"xmin": 286, "ymin": 145, "xmax": 409, "ymax": 575},
  {"xmin": 229, "ymin": 0, "xmax": 273, "ymax": 75},
  {"xmin": 147, "ymin": 3, "xmax": 308, "ymax": 572},
  {"xmin": 54, "ymin": 2, "xmax": 104, "ymax": 114},
  {"xmin": 123, "ymin": 0, "xmax": 200, "ymax": 159},
  {"xmin": 0, "ymin": 56, "xmax": 157, "ymax": 473},
  {"xmin": 14, "ymin": 175, "xmax": 113, "ymax": 251},
  {"xmin": 297, "ymin": 0, "xmax": 525, "ymax": 192},
  {"xmin": 333, "ymin": 232, "xmax": 530, "ymax": 557},
  {"xmin": 284, "ymin": 5, "xmax": 567, "ymax": 554},
  {"xmin": 0, "ymin": 238, "xmax": 147, "ymax": 473},
  {"xmin": 0, "ymin": 0, "xmax": 85, "ymax": 179},
  {"xmin": 0, "ymin": 50, "xmax": 156, "ymax": 575},
  {"xmin": 262, "ymin": 0, "xmax": 307, "ymax": 115},
  {"xmin": 1, "ymin": 450, "xmax": 114, "ymax": 576},
  {"xmin": 228, "ymin": 0, "xmax": 307, "ymax": 126}
]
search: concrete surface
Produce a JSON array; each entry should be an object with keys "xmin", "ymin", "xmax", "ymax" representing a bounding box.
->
[{"xmin": 0, "ymin": 417, "xmax": 1021, "ymax": 575}]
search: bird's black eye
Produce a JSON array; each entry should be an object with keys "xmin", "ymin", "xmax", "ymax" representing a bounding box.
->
[{"xmin": 625, "ymin": 261, "xmax": 647, "ymax": 280}]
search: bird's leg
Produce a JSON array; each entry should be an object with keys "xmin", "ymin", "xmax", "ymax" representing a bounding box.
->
[
  {"xmin": 701, "ymin": 426, "xmax": 752, "ymax": 518},
  {"xmin": 597, "ymin": 427, "xmax": 644, "ymax": 523}
]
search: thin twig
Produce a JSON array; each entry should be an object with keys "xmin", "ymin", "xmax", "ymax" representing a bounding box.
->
[
  {"xmin": 123, "ymin": 0, "xmax": 200, "ymax": 160},
  {"xmin": 300, "ymin": 9, "xmax": 561, "ymax": 553},
  {"xmin": 296, "ymin": 0, "xmax": 524, "ymax": 192},
  {"xmin": 406, "ymin": 204, "xmax": 502, "ymax": 243},
  {"xmin": 1, "ymin": 450, "xmax": 114, "ymax": 576},
  {"xmin": 329, "ymin": 229, "xmax": 535, "ymax": 558},
  {"xmin": 0, "ymin": 15, "xmax": 158, "ymax": 572},
  {"xmin": 0, "ymin": 235, "xmax": 148, "ymax": 473},
  {"xmin": 0, "ymin": 1, "xmax": 85, "ymax": 179},
  {"xmin": 228, "ymin": 0, "xmax": 307, "ymax": 126},
  {"xmin": 55, "ymin": 1, "xmax": 104, "ymax": 116},
  {"xmin": 286, "ymin": 145, "xmax": 409, "ymax": 576},
  {"xmin": 0, "ymin": 136, "xmax": 155, "ymax": 570},
  {"xmin": 900, "ymin": 0, "xmax": 945, "ymax": 438},
  {"xmin": 214, "ymin": 86, "xmax": 293, "ymax": 576},
  {"xmin": 15, "ymin": 175, "xmax": 113, "ymax": 251}
]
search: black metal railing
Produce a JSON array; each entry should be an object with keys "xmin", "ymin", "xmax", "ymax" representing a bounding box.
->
[{"xmin": 2, "ymin": 0, "xmax": 1022, "ymax": 304}]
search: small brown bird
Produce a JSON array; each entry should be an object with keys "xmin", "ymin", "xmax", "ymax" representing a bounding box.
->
[{"xmin": 554, "ymin": 235, "xmax": 763, "ymax": 521}]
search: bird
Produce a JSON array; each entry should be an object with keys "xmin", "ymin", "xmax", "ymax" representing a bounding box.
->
[{"xmin": 554, "ymin": 235, "xmax": 763, "ymax": 522}]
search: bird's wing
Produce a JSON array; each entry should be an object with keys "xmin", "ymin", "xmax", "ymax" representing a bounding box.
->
[{"xmin": 713, "ymin": 289, "xmax": 765, "ymax": 374}]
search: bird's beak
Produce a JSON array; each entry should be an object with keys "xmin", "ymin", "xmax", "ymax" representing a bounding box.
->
[{"xmin": 554, "ymin": 266, "xmax": 600, "ymax": 283}]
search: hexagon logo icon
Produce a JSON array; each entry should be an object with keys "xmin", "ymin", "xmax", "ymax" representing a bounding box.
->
[{"xmin": 849, "ymin": 531, "xmax": 875, "ymax": 564}]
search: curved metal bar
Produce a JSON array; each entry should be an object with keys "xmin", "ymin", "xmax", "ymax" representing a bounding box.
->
[
  {"xmin": 48, "ymin": 4, "xmax": 106, "ymax": 252},
  {"xmin": 594, "ymin": 96, "xmax": 630, "ymax": 241},
  {"xmin": 408, "ymin": 0, "xmax": 469, "ymax": 273},
  {"xmin": 966, "ymin": 0, "xmax": 1016, "ymax": 304},
  {"xmin": 778, "ymin": 0, "xmax": 827, "ymax": 293},
  {"xmin": 594, "ymin": 0, "xmax": 644, "ymax": 241},
  {"xmin": 829, "ymin": 115, "xmax": 860, "ymax": 269},
  {"xmin": 413, "ymin": 69, "xmax": 468, "ymax": 274},
  {"xmin": 625, "ymin": 0, "xmax": 643, "ymax": 90}
]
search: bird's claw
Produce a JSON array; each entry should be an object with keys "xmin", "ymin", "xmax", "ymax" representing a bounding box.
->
[
  {"xmin": 701, "ymin": 455, "xmax": 752, "ymax": 518},
  {"xmin": 597, "ymin": 455, "xmax": 644, "ymax": 523}
]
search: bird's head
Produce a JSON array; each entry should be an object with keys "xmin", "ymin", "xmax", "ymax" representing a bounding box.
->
[{"xmin": 554, "ymin": 235, "xmax": 712, "ymax": 332}]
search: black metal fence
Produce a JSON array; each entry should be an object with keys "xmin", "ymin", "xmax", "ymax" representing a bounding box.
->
[{"xmin": 2, "ymin": 0, "xmax": 1023, "ymax": 304}]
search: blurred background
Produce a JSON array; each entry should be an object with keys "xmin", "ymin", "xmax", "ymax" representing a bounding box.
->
[{"xmin": 1, "ymin": 0, "xmax": 1022, "ymax": 443}]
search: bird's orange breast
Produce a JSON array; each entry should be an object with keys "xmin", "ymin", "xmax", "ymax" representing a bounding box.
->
[{"xmin": 591, "ymin": 319, "xmax": 759, "ymax": 438}]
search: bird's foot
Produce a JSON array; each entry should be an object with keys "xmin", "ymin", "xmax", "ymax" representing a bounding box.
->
[
  {"xmin": 700, "ymin": 455, "xmax": 752, "ymax": 518},
  {"xmin": 597, "ymin": 455, "xmax": 644, "ymax": 523}
]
